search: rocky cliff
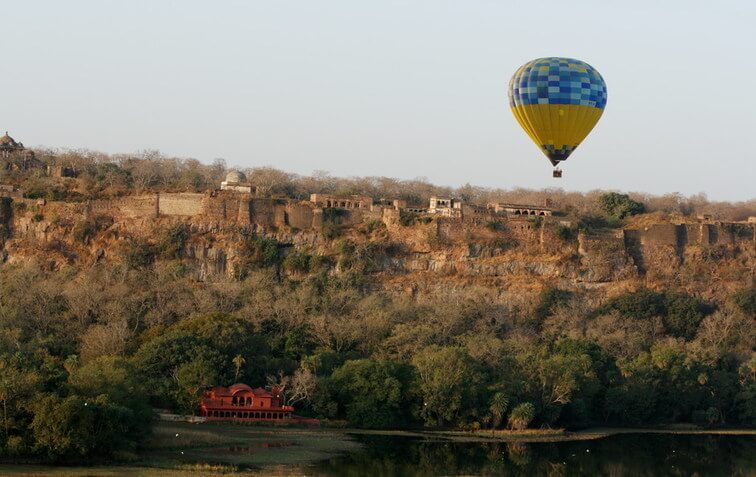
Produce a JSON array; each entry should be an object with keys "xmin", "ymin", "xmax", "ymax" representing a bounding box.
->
[{"xmin": 1, "ymin": 195, "xmax": 753, "ymax": 302}]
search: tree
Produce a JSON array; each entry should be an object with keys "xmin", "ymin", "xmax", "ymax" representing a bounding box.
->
[
  {"xmin": 80, "ymin": 320, "xmax": 132, "ymax": 361},
  {"xmin": 0, "ymin": 359, "xmax": 40, "ymax": 438},
  {"xmin": 508, "ymin": 402, "xmax": 535, "ymax": 430},
  {"xmin": 268, "ymin": 367, "xmax": 317, "ymax": 406},
  {"xmin": 132, "ymin": 330, "xmax": 226, "ymax": 409},
  {"xmin": 518, "ymin": 339, "xmax": 609, "ymax": 426},
  {"xmin": 412, "ymin": 346, "xmax": 484, "ymax": 427},
  {"xmin": 489, "ymin": 392, "xmax": 510, "ymax": 429},
  {"xmin": 598, "ymin": 192, "xmax": 645, "ymax": 219},
  {"xmin": 533, "ymin": 287, "xmax": 573, "ymax": 324},
  {"xmin": 232, "ymin": 354, "xmax": 246, "ymax": 383},
  {"xmin": 731, "ymin": 288, "xmax": 756, "ymax": 316},
  {"xmin": 175, "ymin": 356, "xmax": 219, "ymax": 414},
  {"xmin": 663, "ymin": 292, "xmax": 708, "ymax": 340},
  {"xmin": 331, "ymin": 359, "xmax": 417, "ymax": 428},
  {"xmin": 67, "ymin": 356, "xmax": 152, "ymax": 429},
  {"xmin": 31, "ymin": 394, "xmax": 137, "ymax": 462}
]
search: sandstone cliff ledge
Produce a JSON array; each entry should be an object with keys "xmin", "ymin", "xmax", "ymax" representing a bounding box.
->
[{"xmin": 1, "ymin": 192, "xmax": 753, "ymax": 301}]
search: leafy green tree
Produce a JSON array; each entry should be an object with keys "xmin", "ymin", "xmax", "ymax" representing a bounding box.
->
[
  {"xmin": 132, "ymin": 330, "xmax": 226, "ymax": 409},
  {"xmin": 0, "ymin": 358, "xmax": 40, "ymax": 441},
  {"xmin": 598, "ymin": 192, "xmax": 645, "ymax": 219},
  {"xmin": 282, "ymin": 252, "xmax": 312, "ymax": 274},
  {"xmin": 508, "ymin": 402, "xmax": 535, "ymax": 430},
  {"xmin": 488, "ymin": 392, "xmax": 509, "ymax": 429},
  {"xmin": 331, "ymin": 359, "xmax": 417, "ymax": 428},
  {"xmin": 663, "ymin": 292, "xmax": 708, "ymax": 340},
  {"xmin": 518, "ymin": 339, "xmax": 611, "ymax": 426},
  {"xmin": 303, "ymin": 348, "xmax": 347, "ymax": 377},
  {"xmin": 66, "ymin": 356, "xmax": 152, "ymax": 439},
  {"xmin": 31, "ymin": 394, "xmax": 137, "ymax": 462},
  {"xmin": 175, "ymin": 356, "xmax": 219, "ymax": 413},
  {"xmin": 734, "ymin": 357, "xmax": 756, "ymax": 425},
  {"xmin": 412, "ymin": 346, "xmax": 484, "ymax": 427},
  {"xmin": 593, "ymin": 289, "xmax": 666, "ymax": 321}
]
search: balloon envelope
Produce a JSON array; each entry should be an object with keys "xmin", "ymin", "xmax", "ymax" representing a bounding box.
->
[{"xmin": 508, "ymin": 57, "xmax": 607, "ymax": 166}]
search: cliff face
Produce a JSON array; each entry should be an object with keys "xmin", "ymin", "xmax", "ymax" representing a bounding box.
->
[
  {"xmin": 1, "ymin": 195, "xmax": 753, "ymax": 301},
  {"xmin": 0, "ymin": 197, "xmax": 12, "ymax": 249}
]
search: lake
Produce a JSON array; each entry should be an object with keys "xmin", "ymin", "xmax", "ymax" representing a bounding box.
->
[
  {"xmin": 309, "ymin": 433, "xmax": 756, "ymax": 476},
  {"xmin": 1, "ymin": 427, "xmax": 754, "ymax": 476}
]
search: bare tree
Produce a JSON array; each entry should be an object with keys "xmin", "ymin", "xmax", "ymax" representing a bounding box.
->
[{"xmin": 266, "ymin": 367, "xmax": 317, "ymax": 406}]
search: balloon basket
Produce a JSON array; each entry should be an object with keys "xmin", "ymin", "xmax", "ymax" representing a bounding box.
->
[{"xmin": 552, "ymin": 168, "xmax": 563, "ymax": 178}]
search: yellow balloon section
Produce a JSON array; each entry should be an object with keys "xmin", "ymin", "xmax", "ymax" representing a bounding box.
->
[{"xmin": 509, "ymin": 58, "xmax": 607, "ymax": 166}]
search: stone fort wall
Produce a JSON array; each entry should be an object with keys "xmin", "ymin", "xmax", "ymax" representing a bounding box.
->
[
  {"xmin": 11, "ymin": 192, "xmax": 753, "ymax": 258},
  {"xmin": 627, "ymin": 223, "xmax": 749, "ymax": 249},
  {"xmin": 158, "ymin": 193, "xmax": 204, "ymax": 216}
]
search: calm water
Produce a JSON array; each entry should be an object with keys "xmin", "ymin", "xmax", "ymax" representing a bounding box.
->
[{"xmin": 309, "ymin": 433, "xmax": 756, "ymax": 477}]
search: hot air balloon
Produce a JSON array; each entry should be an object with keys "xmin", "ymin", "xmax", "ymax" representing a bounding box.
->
[{"xmin": 508, "ymin": 57, "xmax": 607, "ymax": 177}]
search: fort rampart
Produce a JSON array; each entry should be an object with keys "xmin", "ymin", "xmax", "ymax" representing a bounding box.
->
[{"xmin": 4, "ymin": 191, "xmax": 754, "ymax": 268}]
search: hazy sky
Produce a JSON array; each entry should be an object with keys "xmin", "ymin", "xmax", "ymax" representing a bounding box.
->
[{"xmin": 4, "ymin": 1, "xmax": 755, "ymax": 200}]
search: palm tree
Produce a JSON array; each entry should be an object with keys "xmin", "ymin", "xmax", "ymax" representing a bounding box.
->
[
  {"xmin": 232, "ymin": 354, "xmax": 246, "ymax": 383},
  {"xmin": 489, "ymin": 392, "xmax": 509, "ymax": 429}
]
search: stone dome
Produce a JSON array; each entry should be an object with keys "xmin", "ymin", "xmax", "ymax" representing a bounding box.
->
[
  {"xmin": 225, "ymin": 170, "xmax": 246, "ymax": 184},
  {"xmin": 0, "ymin": 132, "xmax": 20, "ymax": 147}
]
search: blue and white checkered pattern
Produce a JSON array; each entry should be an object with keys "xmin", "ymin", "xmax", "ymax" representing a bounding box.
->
[{"xmin": 509, "ymin": 58, "xmax": 607, "ymax": 109}]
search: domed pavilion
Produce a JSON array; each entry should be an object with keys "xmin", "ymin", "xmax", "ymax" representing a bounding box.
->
[
  {"xmin": 1, "ymin": 131, "xmax": 37, "ymax": 170},
  {"xmin": 1, "ymin": 132, "xmax": 25, "ymax": 157},
  {"xmin": 220, "ymin": 169, "xmax": 254, "ymax": 193}
]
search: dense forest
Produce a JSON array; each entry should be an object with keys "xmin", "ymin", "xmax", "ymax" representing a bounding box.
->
[
  {"xmin": 0, "ymin": 254, "xmax": 754, "ymax": 462},
  {"xmin": 0, "ymin": 148, "xmax": 754, "ymax": 464}
]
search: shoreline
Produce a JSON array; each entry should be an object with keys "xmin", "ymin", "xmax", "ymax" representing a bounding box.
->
[
  {"xmin": 0, "ymin": 423, "xmax": 753, "ymax": 476},
  {"xmin": 344, "ymin": 425, "xmax": 756, "ymax": 443}
]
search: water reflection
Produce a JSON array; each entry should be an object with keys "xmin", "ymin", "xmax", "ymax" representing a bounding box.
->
[
  {"xmin": 218, "ymin": 441, "xmax": 295, "ymax": 455},
  {"xmin": 310, "ymin": 434, "xmax": 756, "ymax": 476}
]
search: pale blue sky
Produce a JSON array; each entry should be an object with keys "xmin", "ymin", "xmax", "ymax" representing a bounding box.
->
[{"xmin": 4, "ymin": 1, "xmax": 755, "ymax": 200}]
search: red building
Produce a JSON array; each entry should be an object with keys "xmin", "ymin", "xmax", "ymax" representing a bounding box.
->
[{"xmin": 199, "ymin": 383, "xmax": 295, "ymax": 421}]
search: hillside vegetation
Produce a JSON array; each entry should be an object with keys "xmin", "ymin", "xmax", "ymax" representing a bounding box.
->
[
  {"xmin": 0, "ymin": 149, "xmax": 754, "ymax": 464},
  {"xmin": 3, "ymin": 147, "xmax": 755, "ymax": 220}
]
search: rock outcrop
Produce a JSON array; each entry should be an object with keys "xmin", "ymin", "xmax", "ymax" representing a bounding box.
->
[{"xmin": 0, "ymin": 194, "xmax": 752, "ymax": 301}]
